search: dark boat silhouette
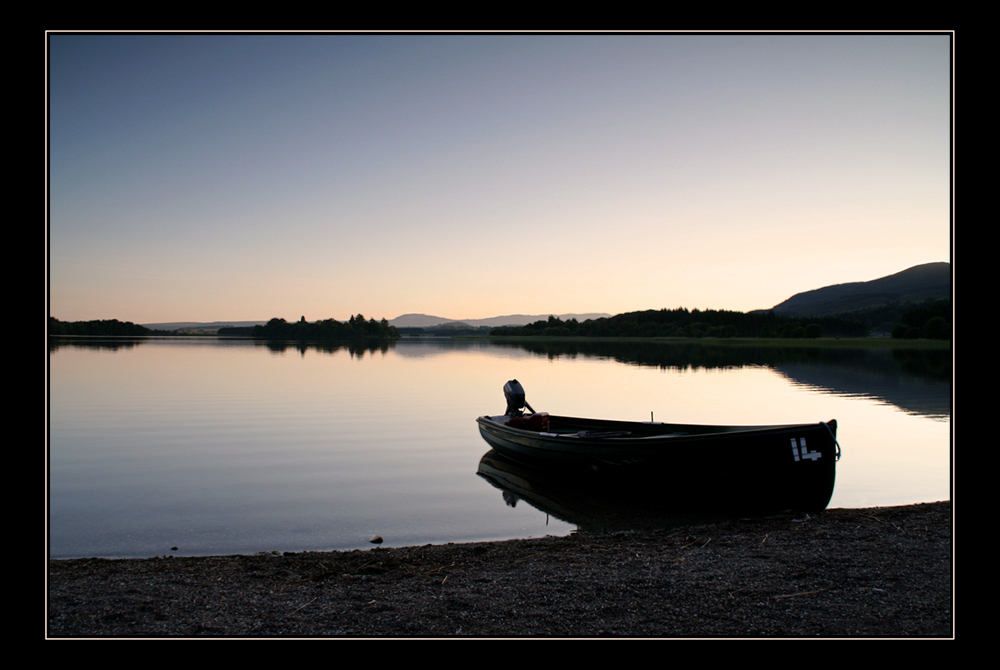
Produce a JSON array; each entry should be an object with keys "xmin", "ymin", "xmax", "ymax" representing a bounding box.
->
[{"xmin": 477, "ymin": 380, "xmax": 839, "ymax": 513}]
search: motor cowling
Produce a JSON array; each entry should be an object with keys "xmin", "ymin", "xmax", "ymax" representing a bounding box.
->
[{"xmin": 503, "ymin": 379, "xmax": 534, "ymax": 417}]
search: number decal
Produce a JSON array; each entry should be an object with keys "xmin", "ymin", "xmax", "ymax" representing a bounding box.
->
[{"xmin": 791, "ymin": 437, "xmax": 822, "ymax": 462}]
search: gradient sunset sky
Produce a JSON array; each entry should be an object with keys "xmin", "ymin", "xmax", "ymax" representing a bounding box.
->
[{"xmin": 48, "ymin": 32, "xmax": 951, "ymax": 324}]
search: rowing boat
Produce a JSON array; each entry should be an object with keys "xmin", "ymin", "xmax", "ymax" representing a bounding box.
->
[{"xmin": 475, "ymin": 380, "xmax": 839, "ymax": 512}]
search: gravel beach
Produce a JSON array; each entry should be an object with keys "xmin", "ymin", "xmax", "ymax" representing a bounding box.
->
[{"xmin": 47, "ymin": 501, "xmax": 952, "ymax": 638}]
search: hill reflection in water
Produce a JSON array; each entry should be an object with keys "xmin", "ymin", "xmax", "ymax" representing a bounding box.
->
[{"xmin": 487, "ymin": 339, "xmax": 950, "ymax": 422}]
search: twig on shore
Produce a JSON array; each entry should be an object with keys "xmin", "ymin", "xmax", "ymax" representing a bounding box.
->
[
  {"xmin": 290, "ymin": 597, "xmax": 317, "ymax": 614},
  {"xmin": 774, "ymin": 589, "xmax": 826, "ymax": 600}
]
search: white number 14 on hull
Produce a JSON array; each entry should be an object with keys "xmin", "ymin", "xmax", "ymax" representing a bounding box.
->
[{"xmin": 791, "ymin": 437, "xmax": 822, "ymax": 462}]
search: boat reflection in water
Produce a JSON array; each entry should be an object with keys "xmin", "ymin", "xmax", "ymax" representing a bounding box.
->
[{"xmin": 476, "ymin": 449, "xmax": 802, "ymax": 533}]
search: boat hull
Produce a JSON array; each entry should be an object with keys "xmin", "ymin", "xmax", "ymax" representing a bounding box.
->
[{"xmin": 476, "ymin": 414, "xmax": 838, "ymax": 512}]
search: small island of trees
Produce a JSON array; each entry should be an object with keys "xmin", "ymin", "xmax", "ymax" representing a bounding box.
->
[{"xmin": 250, "ymin": 314, "xmax": 400, "ymax": 341}]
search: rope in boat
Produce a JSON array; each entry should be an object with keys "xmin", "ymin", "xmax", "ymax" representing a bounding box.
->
[{"xmin": 821, "ymin": 421, "xmax": 842, "ymax": 461}]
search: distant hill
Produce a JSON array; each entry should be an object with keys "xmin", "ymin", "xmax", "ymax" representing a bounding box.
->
[
  {"xmin": 142, "ymin": 320, "xmax": 266, "ymax": 332},
  {"xmin": 140, "ymin": 263, "xmax": 950, "ymax": 336},
  {"xmin": 389, "ymin": 313, "xmax": 612, "ymax": 328},
  {"xmin": 771, "ymin": 262, "xmax": 950, "ymax": 318}
]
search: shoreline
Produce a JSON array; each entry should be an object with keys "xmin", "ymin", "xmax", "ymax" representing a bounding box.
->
[{"xmin": 48, "ymin": 501, "xmax": 952, "ymax": 638}]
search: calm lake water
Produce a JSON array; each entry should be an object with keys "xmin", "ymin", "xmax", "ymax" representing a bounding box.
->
[{"xmin": 48, "ymin": 337, "xmax": 950, "ymax": 559}]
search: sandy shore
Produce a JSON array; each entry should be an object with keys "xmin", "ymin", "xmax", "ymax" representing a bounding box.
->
[{"xmin": 47, "ymin": 501, "xmax": 952, "ymax": 638}]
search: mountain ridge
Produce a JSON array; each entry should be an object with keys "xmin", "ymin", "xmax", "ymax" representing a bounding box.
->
[
  {"xmin": 770, "ymin": 262, "xmax": 950, "ymax": 318},
  {"xmin": 139, "ymin": 263, "xmax": 949, "ymax": 331}
]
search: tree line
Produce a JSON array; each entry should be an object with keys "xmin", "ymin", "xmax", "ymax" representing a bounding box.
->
[
  {"xmin": 891, "ymin": 300, "xmax": 950, "ymax": 340},
  {"xmin": 250, "ymin": 314, "xmax": 400, "ymax": 341},
  {"xmin": 50, "ymin": 317, "xmax": 154, "ymax": 336},
  {"xmin": 491, "ymin": 308, "xmax": 853, "ymax": 339},
  {"xmin": 50, "ymin": 314, "xmax": 402, "ymax": 341},
  {"xmin": 490, "ymin": 301, "xmax": 950, "ymax": 340}
]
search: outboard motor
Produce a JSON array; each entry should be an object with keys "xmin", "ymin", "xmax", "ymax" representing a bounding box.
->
[{"xmin": 504, "ymin": 379, "xmax": 535, "ymax": 417}]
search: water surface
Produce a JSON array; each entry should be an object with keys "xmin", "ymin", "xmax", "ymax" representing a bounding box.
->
[{"xmin": 48, "ymin": 337, "xmax": 950, "ymax": 558}]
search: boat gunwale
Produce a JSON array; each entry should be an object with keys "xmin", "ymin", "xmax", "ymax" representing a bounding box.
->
[{"xmin": 477, "ymin": 414, "xmax": 833, "ymax": 443}]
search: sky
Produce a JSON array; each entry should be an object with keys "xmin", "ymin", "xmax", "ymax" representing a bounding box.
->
[{"xmin": 47, "ymin": 33, "xmax": 952, "ymax": 324}]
